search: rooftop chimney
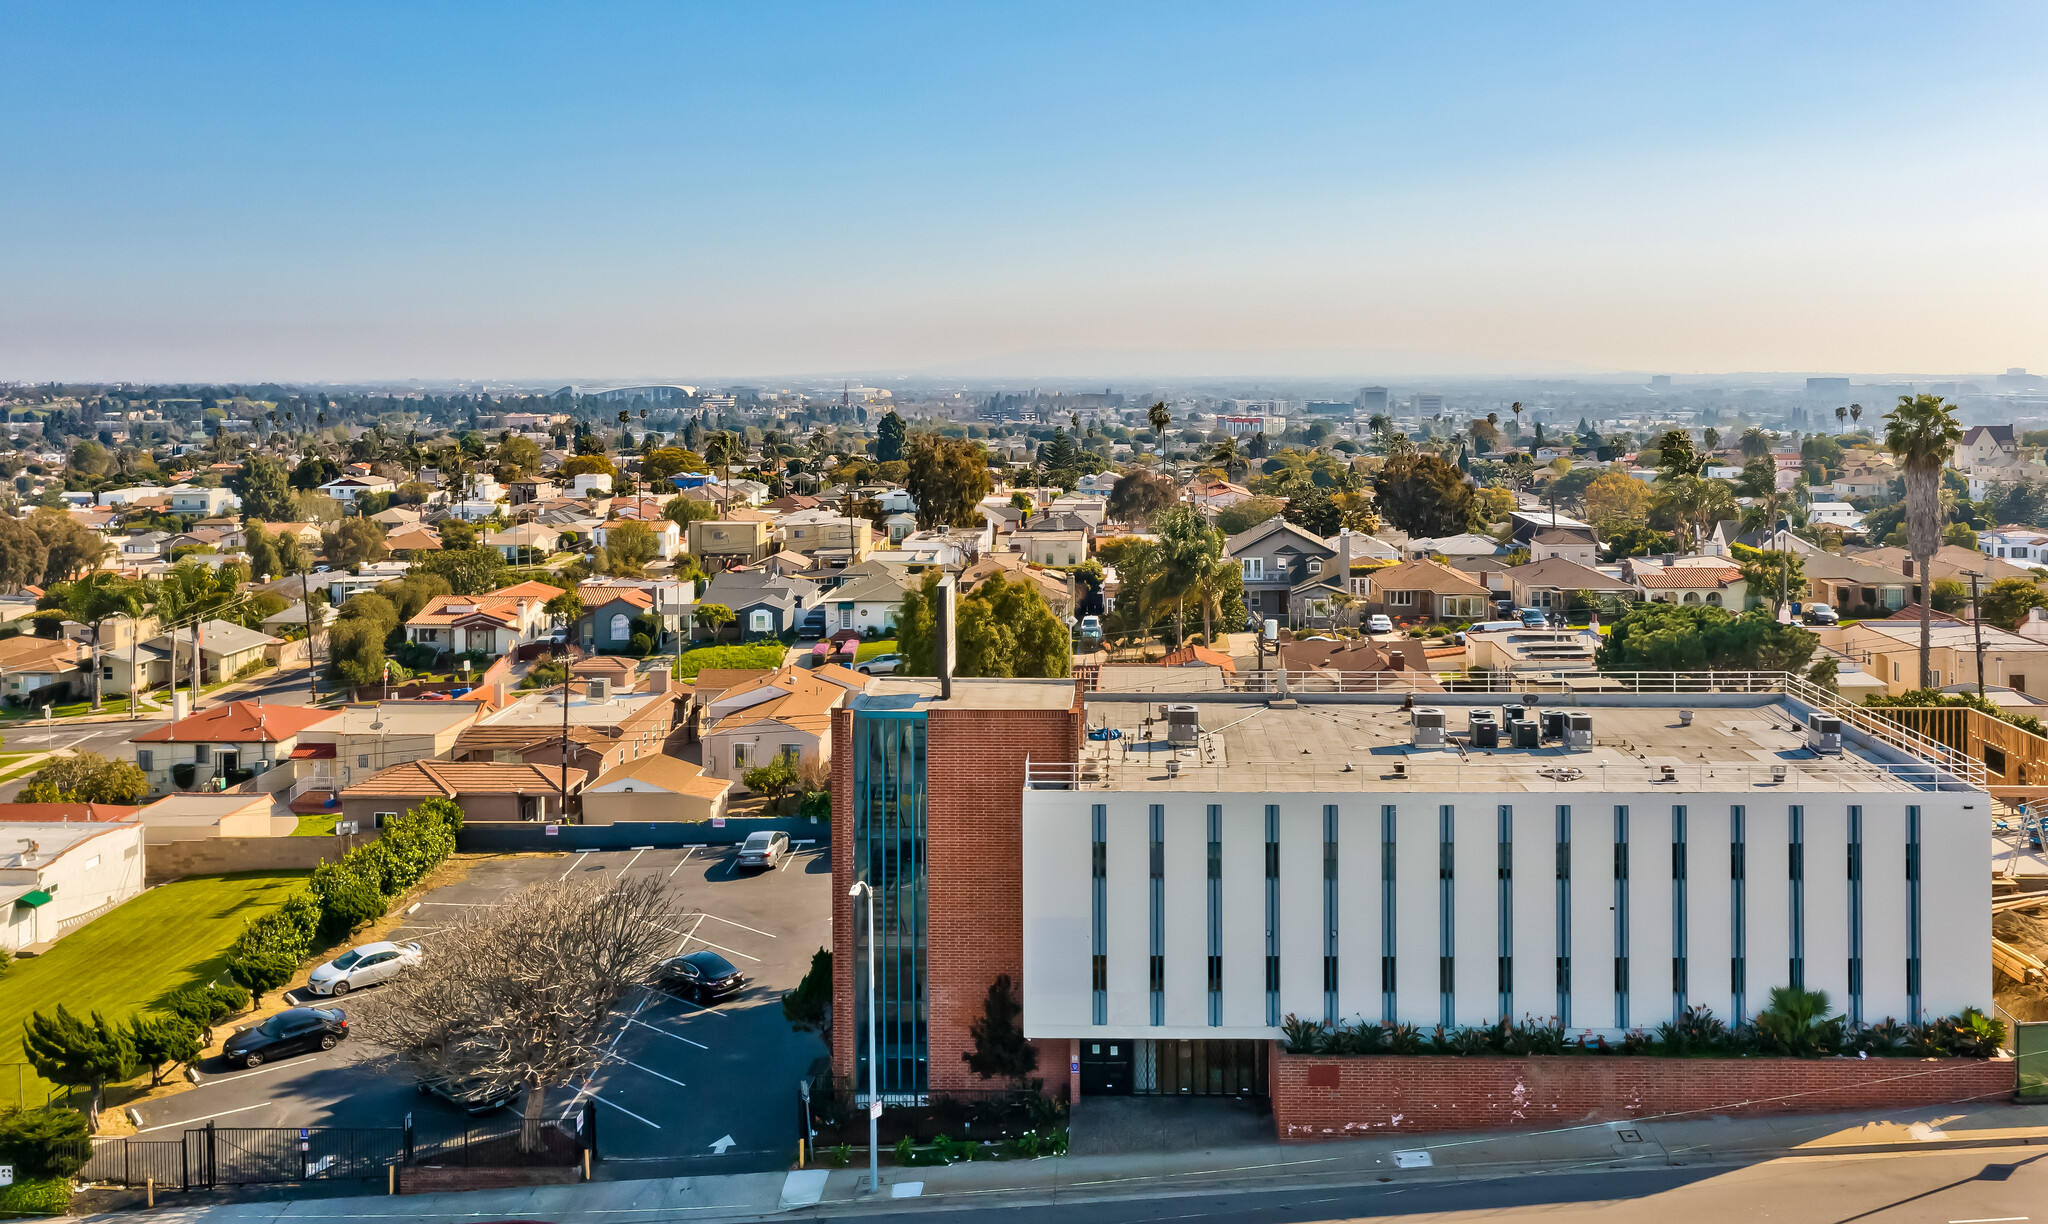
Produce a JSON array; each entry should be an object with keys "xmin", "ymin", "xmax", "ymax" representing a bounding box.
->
[{"xmin": 935, "ymin": 574, "xmax": 957, "ymax": 702}]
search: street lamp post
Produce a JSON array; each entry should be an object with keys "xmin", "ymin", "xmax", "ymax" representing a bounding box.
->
[{"xmin": 847, "ymin": 879, "xmax": 879, "ymax": 1193}]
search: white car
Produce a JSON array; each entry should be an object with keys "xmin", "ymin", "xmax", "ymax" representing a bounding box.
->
[
  {"xmin": 305, "ymin": 941, "xmax": 422, "ymax": 997},
  {"xmin": 1366, "ymin": 614, "xmax": 1395, "ymax": 634},
  {"xmin": 857, "ymin": 653, "xmax": 905, "ymax": 676}
]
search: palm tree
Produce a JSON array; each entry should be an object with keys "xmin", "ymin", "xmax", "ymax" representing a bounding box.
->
[
  {"xmin": 1835, "ymin": 405, "xmax": 1848, "ymax": 431},
  {"xmin": 1509, "ymin": 401, "xmax": 1523, "ymax": 433},
  {"xmin": 64, "ymin": 575, "xmax": 145, "ymax": 713},
  {"xmin": 703, "ymin": 431, "xmax": 741, "ymax": 515},
  {"xmin": 1147, "ymin": 400, "xmax": 1171, "ymax": 437},
  {"xmin": 1884, "ymin": 394, "xmax": 1963, "ymax": 688},
  {"xmin": 1205, "ymin": 438, "xmax": 1246, "ymax": 483},
  {"xmin": 1848, "ymin": 403, "xmax": 1863, "ymax": 427},
  {"xmin": 1149, "ymin": 506, "xmax": 1223, "ymax": 644}
]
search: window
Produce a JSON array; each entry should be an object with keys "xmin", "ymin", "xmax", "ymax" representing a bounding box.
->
[
  {"xmin": 84, "ymin": 855, "xmax": 100, "ymax": 871},
  {"xmin": 1389, "ymin": 590, "xmax": 1415, "ymax": 607},
  {"xmin": 1307, "ymin": 559, "xmax": 1322, "ymax": 575},
  {"xmin": 136, "ymin": 749, "xmax": 153, "ymax": 772},
  {"xmin": 609, "ymin": 613, "xmax": 630, "ymax": 641},
  {"xmin": 750, "ymin": 610, "xmax": 773, "ymax": 633},
  {"xmin": 734, "ymin": 744, "xmax": 749, "ymax": 770},
  {"xmin": 357, "ymin": 754, "xmax": 369, "ymax": 768},
  {"xmin": 1243, "ymin": 558, "xmax": 1263, "ymax": 581},
  {"xmin": 780, "ymin": 743, "xmax": 802, "ymax": 763}
]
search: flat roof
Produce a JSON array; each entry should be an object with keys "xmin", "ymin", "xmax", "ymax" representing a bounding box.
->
[
  {"xmin": 855, "ymin": 677, "xmax": 1078, "ymax": 714},
  {"xmin": 481, "ymin": 689, "xmax": 671, "ymax": 729},
  {"xmin": 1062, "ymin": 696, "xmax": 1968, "ymax": 794}
]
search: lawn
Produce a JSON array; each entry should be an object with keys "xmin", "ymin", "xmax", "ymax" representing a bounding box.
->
[
  {"xmin": 855, "ymin": 638, "xmax": 898, "ymax": 663},
  {"xmin": 0, "ymin": 871, "xmax": 309, "ymax": 1109},
  {"xmin": 0, "ymin": 696, "xmax": 143, "ymax": 722},
  {"xmin": 675, "ymin": 642, "xmax": 787, "ymax": 678},
  {"xmin": 290, "ymin": 812, "xmax": 338, "ymax": 836}
]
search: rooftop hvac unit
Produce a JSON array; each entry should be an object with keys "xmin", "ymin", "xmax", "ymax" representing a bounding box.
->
[
  {"xmin": 1509, "ymin": 718, "xmax": 1541, "ymax": 749},
  {"xmin": 1467, "ymin": 708, "xmax": 1497, "ymax": 734},
  {"xmin": 585, "ymin": 678, "xmax": 610, "ymax": 701},
  {"xmin": 1565, "ymin": 712, "xmax": 1593, "ymax": 751},
  {"xmin": 1472, "ymin": 720, "xmax": 1499, "ymax": 749},
  {"xmin": 1411, "ymin": 708, "xmax": 1447, "ymax": 748},
  {"xmin": 1540, "ymin": 709, "xmax": 1567, "ymax": 741},
  {"xmin": 1500, "ymin": 703, "xmax": 1526, "ymax": 727},
  {"xmin": 1165, "ymin": 703, "xmax": 1201, "ymax": 748},
  {"xmin": 1806, "ymin": 713, "xmax": 1844, "ymax": 755}
]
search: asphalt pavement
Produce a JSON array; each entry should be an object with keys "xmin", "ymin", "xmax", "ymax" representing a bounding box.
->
[{"xmin": 124, "ymin": 842, "xmax": 832, "ymax": 1175}]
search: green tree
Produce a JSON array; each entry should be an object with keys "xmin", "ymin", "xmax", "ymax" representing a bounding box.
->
[
  {"xmin": 126, "ymin": 1014, "xmax": 202, "ymax": 1087},
  {"xmin": 237, "ymin": 455, "xmax": 297, "ymax": 522},
  {"xmin": 61, "ymin": 573, "xmax": 145, "ymax": 712},
  {"xmin": 410, "ymin": 545, "xmax": 509, "ymax": 595},
  {"xmin": 1930, "ymin": 577, "xmax": 1968, "ymax": 613},
  {"xmin": 742, "ymin": 754, "xmax": 800, "ymax": 799},
  {"xmin": 1372, "ymin": 453, "xmax": 1475, "ymax": 537},
  {"xmin": 875, "ymin": 411, "xmax": 908, "ymax": 463},
  {"xmin": 1148, "ymin": 505, "xmax": 1225, "ymax": 643},
  {"xmin": 906, "ymin": 433, "xmax": 994, "ymax": 530},
  {"xmin": 897, "ymin": 571, "xmax": 1070, "ymax": 678},
  {"xmin": 781, "ymin": 948, "xmax": 831, "ymax": 1033},
  {"xmin": 1978, "ymin": 577, "xmax": 2048, "ymax": 631},
  {"xmin": 961, "ymin": 974, "xmax": 1037, "ymax": 1088},
  {"xmin": 1650, "ymin": 428, "xmax": 1701, "ymax": 479},
  {"xmin": 20, "ymin": 752, "xmax": 148, "ymax": 803},
  {"xmin": 702, "ymin": 431, "xmax": 742, "ymax": 513},
  {"xmin": 598, "ymin": 521, "xmax": 660, "ymax": 577},
  {"xmin": 495, "ymin": 436, "xmax": 543, "ymax": 477},
  {"xmin": 1146, "ymin": 400, "xmax": 1171, "ymax": 437},
  {"xmin": 0, "ymin": 1107, "xmax": 90, "ymax": 1179},
  {"xmin": 322, "ymin": 518, "xmax": 388, "ymax": 568},
  {"xmin": 662, "ymin": 494, "xmax": 717, "ymax": 527},
  {"xmin": 1597, "ymin": 602, "xmax": 1817, "ymax": 673},
  {"xmin": 1211, "ymin": 495, "xmax": 1288, "ymax": 537},
  {"xmin": 1731, "ymin": 544, "xmax": 1804, "ymax": 617},
  {"xmin": 694, "ymin": 602, "xmax": 735, "ymax": 640},
  {"xmin": 23, "ymin": 1006, "xmax": 134, "ymax": 1114},
  {"xmin": 1885, "ymin": 394, "xmax": 1964, "ymax": 688},
  {"xmin": 27, "ymin": 511, "xmax": 109, "ymax": 585}
]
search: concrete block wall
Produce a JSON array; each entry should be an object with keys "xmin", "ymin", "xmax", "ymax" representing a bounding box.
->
[
  {"xmin": 1272, "ymin": 1051, "xmax": 2016, "ymax": 1140},
  {"xmin": 143, "ymin": 830, "xmax": 382, "ymax": 886}
]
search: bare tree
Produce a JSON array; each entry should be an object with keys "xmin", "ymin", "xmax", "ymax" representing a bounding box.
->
[{"xmin": 352, "ymin": 877, "xmax": 684, "ymax": 1152}]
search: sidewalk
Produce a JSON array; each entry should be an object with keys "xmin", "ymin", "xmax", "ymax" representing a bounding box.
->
[{"xmin": 91, "ymin": 1098, "xmax": 2048, "ymax": 1224}]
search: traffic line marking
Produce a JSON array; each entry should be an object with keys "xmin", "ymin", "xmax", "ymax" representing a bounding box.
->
[
  {"xmin": 698, "ymin": 912, "xmax": 777, "ymax": 939},
  {"xmin": 606, "ymin": 1055, "xmax": 687, "ymax": 1088},
  {"xmin": 559, "ymin": 850, "xmax": 592, "ymax": 881},
  {"xmin": 135, "ymin": 1102, "xmax": 271, "ymax": 1133},
  {"xmin": 621, "ymin": 848, "xmax": 647, "ymax": 873},
  {"xmin": 668, "ymin": 847, "xmax": 698, "ymax": 877},
  {"xmin": 625, "ymin": 1017, "xmax": 710, "ymax": 1050},
  {"xmin": 686, "ymin": 937, "xmax": 760, "ymax": 963}
]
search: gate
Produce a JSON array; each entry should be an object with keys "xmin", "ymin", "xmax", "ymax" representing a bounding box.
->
[{"xmin": 2020, "ymin": 1021, "xmax": 2048, "ymax": 1101}]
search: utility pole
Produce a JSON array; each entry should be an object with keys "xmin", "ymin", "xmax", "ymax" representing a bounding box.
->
[
  {"xmin": 1967, "ymin": 569, "xmax": 1986, "ymax": 700},
  {"xmin": 301, "ymin": 567, "xmax": 319, "ymax": 704}
]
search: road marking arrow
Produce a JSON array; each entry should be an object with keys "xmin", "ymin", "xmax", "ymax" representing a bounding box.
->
[{"xmin": 709, "ymin": 1134, "xmax": 736, "ymax": 1154}]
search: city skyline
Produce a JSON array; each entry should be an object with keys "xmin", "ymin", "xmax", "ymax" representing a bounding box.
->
[{"xmin": 3, "ymin": 3, "xmax": 2044, "ymax": 382}]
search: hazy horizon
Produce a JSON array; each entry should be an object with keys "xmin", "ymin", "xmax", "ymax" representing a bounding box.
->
[{"xmin": 5, "ymin": 3, "xmax": 2044, "ymax": 384}]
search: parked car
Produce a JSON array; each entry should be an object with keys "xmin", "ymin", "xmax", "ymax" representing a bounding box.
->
[
  {"xmin": 1518, "ymin": 607, "xmax": 1549, "ymax": 628},
  {"xmin": 857, "ymin": 653, "xmax": 905, "ymax": 675},
  {"xmin": 1366, "ymin": 614, "xmax": 1394, "ymax": 634},
  {"xmin": 1078, "ymin": 614, "xmax": 1102, "ymax": 644},
  {"xmin": 654, "ymin": 950, "xmax": 748, "ymax": 1002},
  {"xmin": 306, "ymin": 941, "xmax": 422, "ymax": 997},
  {"xmin": 418, "ymin": 1072, "xmax": 519, "ymax": 1115},
  {"xmin": 796, "ymin": 608, "xmax": 827, "ymax": 640},
  {"xmin": 223, "ymin": 1007, "xmax": 349, "ymax": 1068},
  {"xmin": 1803, "ymin": 603, "xmax": 1840, "ymax": 625},
  {"xmin": 737, "ymin": 830, "xmax": 790, "ymax": 869}
]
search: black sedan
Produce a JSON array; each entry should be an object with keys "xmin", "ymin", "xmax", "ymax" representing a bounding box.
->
[
  {"xmin": 418, "ymin": 1073, "xmax": 520, "ymax": 1115},
  {"xmin": 222, "ymin": 1007, "xmax": 349, "ymax": 1068},
  {"xmin": 654, "ymin": 950, "xmax": 747, "ymax": 1002}
]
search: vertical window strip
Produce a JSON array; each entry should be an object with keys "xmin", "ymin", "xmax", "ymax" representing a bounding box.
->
[
  {"xmin": 1497, "ymin": 804, "xmax": 1513, "ymax": 1021},
  {"xmin": 1555, "ymin": 804, "xmax": 1572, "ymax": 1029},
  {"xmin": 1789, "ymin": 805, "xmax": 1805, "ymax": 990},
  {"xmin": 1149, "ymin": 804, "xmax": 1164, "ymax": 1028},
  {"xmin": 1265, "ymin": 804, "xmax": 1280, "ymax": 1028},
  {"xmin": 1730, "ymin": 805, "xmax": 1747, "ymax": 1024},
  {"xmin": 1671, "ymin": 805, "xmax": 1688, "ymax": 1020},
  {"xmin": 1207, "ymin": 804, "xmax": 1222, "ymax": 1028},
  {"xmin": 853, "ymin": 714, "xmax": 929, "ymax": 1098},
  {"xmin": 1439, "ymin": 803, "xmax": 1455, "ymax": 1031},
  {"xmin": 1906, "ymin": 805, "xmax": 1922, "ymax": 1022},
  {"xmin": 1323, "ymin": 805, "xmax": 1339, "ymax": 1026},
  {"xmin": 1613, "ymin": 804, "xmax": 1630, "ymax": 1031},
  {"xmin": 1381, "ymin": 804, "xmax": 1397, "ymax": 1024},
  {"xmin": 1847, "ymin": 805, "xmax": 1864, "ymax": 1025},
  {"xmin": 1090, "ymin": 803, "xmax": 1107, "ymax": 1026}
]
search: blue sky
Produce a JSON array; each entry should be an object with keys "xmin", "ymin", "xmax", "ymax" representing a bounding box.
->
[{"xmin": 3, "ymin": 3, "xmax": 2044, "ymax": 382}]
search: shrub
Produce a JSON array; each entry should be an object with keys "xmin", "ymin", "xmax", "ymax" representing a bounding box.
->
[
  {"xmin": 226, "ymin": 949, "xmax": 298, "ymax": 1001},
  {"xmin": 161, "ymin": 982, "xmax": 249, "ymax": 1032},
  {"xmin": 0, "ymin": 1107, "xmax": 89, "ymax": 1179},
  {"xmin": 743, "ymin": 755, "xmax": 800, "ymax": 799},
  {"xmin": 782, "ymin": 948, "xmax": 831, "ymax": 1032},
  {"xmin": 127, "ymin": 1014, "xmax": 202, "ymax": 1086},
  {"xmin": 893, "ymin": 1135, "xmax": 914, "ymax": 1166},
  {"xmin": 0, "ymin": 1177, "xmax": 71, "ymax": 1216},
  {"xmin": 629, "ymin": 632, "xmax": 654, "ymax": 657},
  {"xmin": 309, "ymin": 860, "xmax": 386, "ymax": 941},
  {"xmin": 1752, "ymin": 985, "xmax": 1843, "ymax": 1057}
]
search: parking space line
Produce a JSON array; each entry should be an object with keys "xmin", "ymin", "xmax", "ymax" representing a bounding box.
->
[
  {"xmin": 670, "ymin": 996, "xmax": 730, "ymax": 1019},
  {"xmin": 558, "ymin": 850, "xmax": 592, "ymax": 881},
  {"xmin": 687, "ymin": 937, "xmax": 760, "ymax": 963},
  {"xmin": 674, "ymin": 914, "xmax": 706, "ymax": 956},
  {"xmin": 417, "ymin": 901, "xmax": 497, "ymax": 907},
  {"xmin": 780, "ymin": 851, "xmax": 796, "ymax": 872},
  {"xmin": 136, "ymin": 1102, "xmax": 270, "ymax": 1133},
  {"xmin": 605, "ymin": 1055, "xmax": 687, "ymax": 1088},
  {"xmin": 621, "ymin": 848, "xmax": 647, "ymax": 874},
  {"xmin": 192, "ymin": 1060, "xmax": 322, "ymax": 1086},
  {"xmin": 722, "ymin": 854, "xmax": 738, "ymax": 876},
  {"xmin": 697, "ymin": 913, "xmax": 778, "ymax": 939},
  {"xmin": 667, "ymin": 847, "xmax": 697, "ymax": 877},
  {"xmin": 626, "ymin": 1017, "xmax": 710, "ymax": 1050}
]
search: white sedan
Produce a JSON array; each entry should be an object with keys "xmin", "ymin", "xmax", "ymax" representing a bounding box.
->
[
  {"xmin": 305, "ymin": 941, "xmax": 422, "ymax": 996},
  {"xmin": 1366, "ymin": 614, "xmax": 1395, "ymax": 634}
]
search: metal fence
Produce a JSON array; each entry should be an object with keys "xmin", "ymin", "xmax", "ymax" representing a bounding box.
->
[
  {"xmin": 79, "ymin": 1108, "xmax": 595, "ymax": 1189},
  {"xmin": 2020, "ymin": 1022, "xmax": 2048, "ymax": 1102}
]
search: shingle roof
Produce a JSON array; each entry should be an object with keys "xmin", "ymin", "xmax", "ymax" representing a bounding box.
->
[
  {"xmin": 1368, "ymin": 559, "xmax": 1492, "ymax": 597},
  {"xmin": 342, "ymin": 760, "xmax": 588, "ymax": 798}
]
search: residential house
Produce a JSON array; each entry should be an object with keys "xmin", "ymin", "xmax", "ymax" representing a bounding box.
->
[
  {"xmin": 820, "ymin": 570, "xmax": 915, "ymax": 636},
  {"xmin": 1632, "ymin": 563, "xmax": 1747, "ymax": 609},
  {"xmin": 340, "ymin": 761, "xmax": 585, "ymax": 825},
  {"xmin": 0, "ymin": 822, "xmax": 146, "ymax": 952},
  {"xmin": 888, "ymin": 525, "xmax": 992, "ymax": 573},
  {"xmin": 776, "ymin": 510, "xmax": 874, "ymax": 561},
  {"xmin": 1958, "ymin": 424, "xmax": 2019, "ymax": 469},
  {"xmin": 384, "ymin": 525, "xmax": 444, "ymax": 557},
  {"xmin": 317, "ymin": 476, "xmax": 397, "ymax": 505},
  {"xmin": 1466, "ymin": 626, "xmax": 1601, "ymax": 675},
  {"xmin": 453, "ymin": 682, "xmax": 685, "ymax": 786},
  {"xmin": 1831, "ymin": 475, "xmax": 1890, "ymax": 500},
  {"xmin": 507, "ymin": 477, "xmax": 559, "ymax": 506},
  {"xmin": 116, "ymin": 530, "xmax": 171, "ymax": 562},
  {"xmin": 959, "ymin": 553, "xmax": 1074, "ymax": 618},
  {"xmin": 1503, "ymin": 557, "xmax": 1638, "ymax": 614},
  {"xmin": 576, "ymin": 583, "xmax": 658, "ymax": 653},
  {"xmin": 1827, "ymin": 618, "xmax": 2048, "ymax": 696},
  {"xmin": 147, "ymin": 619, "xmax": 282, "ymax": 686},
  {"xmin": 130, "ymin": 700, "xmax": 341, "ymax": 795},
  {"xmin": 1808, "ymin": 502, "xmax": 1864, "ymax": 530},
  {"xmin": 592, "ymin": 517, "xmax": 682, "ymax": 561},
  {"xmin": 368, "ymin": 504, "xmax": 425, "ymax": 529},
  {"xmin": 1525, "ymin": 525, "xmax": 1600, "ymax": 567},
  {"xmin": 1406, "ymin": 532, "xmax": 1502, "ymax": 560},
  {"xmin": 1021, "ymin": 529, "xmax": 1089, "ymax": 568},
  {"xmin": 689, "ymin": 519, "xmax": 776, "ymax": 568},
  {"xmin": 1360, "ymin": 559, "xmax": 1493, "ymax": 622},
  {"xmin": 1157, "ymin": 644, "xmax": 1236, "ymax": 674},
  {"xmin": 1186, "ymin": 479, "xmax": 1255, "ymax": 510},
  {"xmin": 1803, "ymin": 553, "xmax": 1917, "ymax": 615},
  {"xmin": 167, "ymin": 485, "xmax": 240, "ymax": 516},
  {"xmin": 485, "ymin": 522, "xmax": 563, "ymax": 563},
  {"xmin": 128, "ymin": 793, "xmax": 287, "ymax": 845},
  {"xmin": 877, "ymin": 488, "xmax": 917, "ymax": 514},
  {"xmin": 1980, "ymin": 526, "xmax": 2048, "ymax": 564},
  {"xmin": 1224, "ymin": 517, "xmax": 1338, "ymax": 621},
  {"xmin": 581, "ymin": 754, "xmax": 732, "ymax": 824},
  {"xmin": 701, "ymin": 667, "xmax": 849, "ymax": 791},
  {"xmin": 259, "ymin": 601, "xmax": 334, "ymax": 638},
  {"xmin": 402, "ymin": 579, "xmax": 560, "ymax": 660},
  {"xmin": 290, "ymin": 699, "xmax": 496, "ymax": 795},
  {"xmin": 699, "ymin": 571, "xmax": 820, "ymax": 638},
  {"xmin": 1856, "ymin": 543, "xmax": 2037, "ymax": 586}
]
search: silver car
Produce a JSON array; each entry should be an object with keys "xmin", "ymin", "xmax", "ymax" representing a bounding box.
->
[
  {"xmin": 857, "ymin": 653, "xmax": 904, "ymax": 676},
  {"xmin": 736, "ymin": 830, "xmax": 789, "ymax": 869},
  {"xmin": 306, "ymin": 941, "xmax": 422, "ymax": 996}
]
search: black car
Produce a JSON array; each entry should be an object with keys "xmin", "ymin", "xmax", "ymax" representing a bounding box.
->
[
  {"xmin": 222, "ymin": 1007, "xmax": 348, "ymax": 1068},
  {"xmin": 655, "ymin": 950, "xmax": 747, "ymax": 1002},
  {"xmin": 418, "ymin": 1073, "xmax": 519, "ymax": 1115}
]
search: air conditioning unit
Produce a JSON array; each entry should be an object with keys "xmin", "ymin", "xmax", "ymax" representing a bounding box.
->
[
  {"xmin": 586, "ymin": 678, "xmax": 610, "ymax": 701},
  {"xmin": 1509, "ymin": 718, "xmax": 1541, "ymax": 749},
  {"xmin": 1565, "ymin": 712, "xmax": 1593, "ymax": 751},
  {"xmin": 1165, "ymin": 704, "xmax": 1200, "ymax": 748},
  {"xmin": 1467, "ymin": 708, "xmax": 1497, "ymax": 735},
  {"xmin": 1540, "ymin": 710, "xmax": 1566, "ymax": 741},
  {"xmin": 1412, "ymin": 708, "xmax": 1447, "ymax": 748},
  {"xmin": 1806, "ymin": 713, "xmax": 1843, "ymax": 755}
]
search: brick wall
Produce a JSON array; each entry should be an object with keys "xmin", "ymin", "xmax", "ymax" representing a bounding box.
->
[
  {"xmin": 831, "ymin": 692, "xmax": 1083, "ymax": 1095},
  {"xmin": 1272, "ymin": 1050, "xmax": 2016, "ymax": 1140}
]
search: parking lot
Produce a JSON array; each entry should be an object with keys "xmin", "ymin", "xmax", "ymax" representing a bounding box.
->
[{"xmin": 127, "ymin": 841, "xmax": 831, "ymax": 1176}]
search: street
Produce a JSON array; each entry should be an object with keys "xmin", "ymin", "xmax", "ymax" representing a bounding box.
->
[{"xmin": 811, "ymin": 1147, "xmax": 2048, "ymax": 1224}]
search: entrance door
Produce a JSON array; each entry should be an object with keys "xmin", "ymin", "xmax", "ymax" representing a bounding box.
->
[
  {"xmin": 1079, "ymin": 1040, "xmax": 1131, "ymax": 1095},
  {"xmin": 1273, "ymin": 589, "xmax": 1288, "ymax": 616}
]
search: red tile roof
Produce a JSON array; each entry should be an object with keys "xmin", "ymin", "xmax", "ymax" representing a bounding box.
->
[
  {"xmin": 0, "ymin": 803, "xmax": 142, "ymax": 822},
  {"xmin": 133, "ymin": 701, "xmax": 341, "ymax": 743}
]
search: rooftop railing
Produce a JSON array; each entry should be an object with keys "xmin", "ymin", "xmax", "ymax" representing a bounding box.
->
[{"xmin": 1025, "ymin": 754, "xmax": 1982, "ymax": 793}]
